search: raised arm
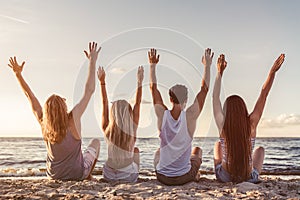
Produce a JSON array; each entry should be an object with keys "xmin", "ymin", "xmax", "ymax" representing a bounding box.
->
[
  {"xmin": 187, "ymin": 48, "xmax": 213, "ymax": 120},
  {"xmin": 250, "ymin": 54, "xmax": 285, "ymax": 130},
  {"xmin": 148, "ymin": 48, "xmax": 167, "ymax": 130},
  {"xmin": 97, "ymin": 67, "xmax": 109, "ymax": 132},
  {"xmin": 133, "ymin": 66, "xmax": 144, "ymax": 129},
  {"xmin": 71, "ymin": 42, "xmax": 101, "ymax": 121},
  {"xmin": 212, "ymin": 54, "xmax": 227, "ymax": 132},
  {"xmin": 8, "ymin": 57, "xmax": 43, "ymax": 123}
]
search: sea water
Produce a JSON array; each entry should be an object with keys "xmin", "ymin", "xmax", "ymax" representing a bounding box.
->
[{"xmin": 0, "ymin": 137, "xmax": 299, "ymax": 177}]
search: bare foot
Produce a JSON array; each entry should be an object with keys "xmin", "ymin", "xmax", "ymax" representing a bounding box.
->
[{"xmin": 194, "ymin": 171, "xmax": 201, "ymax": 182}]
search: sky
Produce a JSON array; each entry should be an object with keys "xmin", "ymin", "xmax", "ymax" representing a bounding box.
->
[{"xmin": 0, "ymin": 0, "xmax": 299, "ymax": 138}]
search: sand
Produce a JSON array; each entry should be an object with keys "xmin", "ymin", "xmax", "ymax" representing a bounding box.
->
[{"xmin": 0, "ymin": 171, "xmax": 299, "ymax": 199}]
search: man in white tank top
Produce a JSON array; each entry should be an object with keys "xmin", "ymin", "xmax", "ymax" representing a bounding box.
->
[{"xmin": 148, "ymin": 48, "xmax": 213, "ymax": 185}]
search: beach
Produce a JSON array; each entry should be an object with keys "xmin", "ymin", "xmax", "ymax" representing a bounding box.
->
[
  {"xmin": 1, "ymin": 137, "xmax": 299, "ymax": 199},
  {"xmin": 0, "ymin": 170, "xmax": 299, "ymax": 200}
]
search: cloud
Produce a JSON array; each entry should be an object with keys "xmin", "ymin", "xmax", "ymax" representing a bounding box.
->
[
  {"xmin": 109, "ymin": 67, "xmax": 127, "ymax": 74},
  {"xmin": 141, "ymin": 100, "xmax": 152, "ymax": 104},
  {"xmin": 260, "ymin": 114, "xmax": 300, "ymax": 128},
  {"xmin": 128, "ymin": 99, "xmax": 152, "ymax": 105},
  {"xmin": 0, "ymin": 14, "xmax": 29, "ymax": 24}
]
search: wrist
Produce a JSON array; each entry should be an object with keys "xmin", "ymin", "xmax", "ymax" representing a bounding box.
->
[
  {"xmin": 100, "ymin": 81, "xmax": 105, "ymax": 85},
  {"xmin": 89, "ymin": 58, "xmax": 97, "ymax": 65},
  {"xmin": 15, "ymin": 72, "xmax": 22, "ymax": 78},
  {"xmin": 137, "ymin": 80, "xmax": 143, "ymax": 86},
  {"xmin": 204, "ymin": 63, "xmax": 211, "ymax": 68}
]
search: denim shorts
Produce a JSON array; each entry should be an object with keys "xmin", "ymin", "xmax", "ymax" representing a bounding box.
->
[{"xmin": 215, "ymin": 164, "xmax": 260, "ymax": 183}]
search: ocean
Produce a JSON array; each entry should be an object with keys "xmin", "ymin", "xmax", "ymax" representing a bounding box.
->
[{"xmin": 0, "ymin": 137, "xmax": 299, "ymax": 177}]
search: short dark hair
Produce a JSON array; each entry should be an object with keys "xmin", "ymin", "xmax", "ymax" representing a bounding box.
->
[{"xmin": 169, "ymin": 84, "xmax": 188, "ymax": 105}]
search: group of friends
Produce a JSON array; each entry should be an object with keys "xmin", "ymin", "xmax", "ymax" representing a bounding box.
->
[{"xmin": 7, "ymin": 42, "xmax": 285, "ymax": 185}]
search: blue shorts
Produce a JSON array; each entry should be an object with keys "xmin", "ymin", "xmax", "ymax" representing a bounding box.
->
[{"xmin": 215, "ymin": 164, "xmax": 260, "ymax": 183}]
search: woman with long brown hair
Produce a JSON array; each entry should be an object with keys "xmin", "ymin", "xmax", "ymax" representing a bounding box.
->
[
  {"xmin": 213, "ymin": 54, "xmax": 285, "ymax": 183},
  {"xmin": 8, "ymin": 42, "xmax": 101, "ymax": 180},
  {"xmin": 98, "ymin": 66, "xmax": 144, "ymax": 182}
]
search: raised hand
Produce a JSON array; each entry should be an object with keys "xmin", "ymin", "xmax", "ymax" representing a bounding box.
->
[
  {"xmin": 217, "ymin": 54, "xmax": 227, "ymax": 76},
  {"xmin": 97, "ymin": 66, "xmax": 106, "ymax": 83},
  {"xmin": 84, "ymin": 42, "xmax": 101, "ymax": 63},
  {"xmin": 148, "ymin": 48, "xmax": 160, "ymax": 64},
  {"xmin": 202, "ymin": 48, "xmax": 214, "ymax": 67},
  {"xmin": 137, "ymin": 66, "xmax": 144, "ymax": 84},
  {"xmin": 270, "ymin": 54, "xmax": 285, "ymax": 74},
  {"xmin": 8, "ymin": 56, "xmax": 25, "ymax": 75}
]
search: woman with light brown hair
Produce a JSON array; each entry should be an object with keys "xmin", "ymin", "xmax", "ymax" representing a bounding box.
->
[
  {"xmin": 213, "ymin": 54, "xmax": 285, "ymax": 183},
  {"xmin": 8, "ymin": 42, "xmax": 101, "ymax": 180},
  {"xmin": 98, "ymin": 66, "xmax": 144, "ymax": 182}
]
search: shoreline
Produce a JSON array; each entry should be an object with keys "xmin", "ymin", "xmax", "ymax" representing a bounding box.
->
[{"xmin": 0, "ymin": 175, "xmax": 299, "ymax": 199}]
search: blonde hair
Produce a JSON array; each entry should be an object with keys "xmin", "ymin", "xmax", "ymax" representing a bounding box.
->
[
  {"xmin": 42, "ymin": 94, "xmax": 69, "ymax": 144},
  {"xmin": 105, "ymin": 100, "xmax": 135, "ymax": 152}
]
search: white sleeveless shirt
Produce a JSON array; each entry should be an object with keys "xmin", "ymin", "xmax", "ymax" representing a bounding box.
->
[{"xmin": 156, "ymin": 110, "xmax": 192, "ymax": 177}]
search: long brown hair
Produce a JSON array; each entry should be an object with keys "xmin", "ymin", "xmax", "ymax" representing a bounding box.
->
[
  {"xmin": 42, "ymin": 94, "xmax": 69, "ymax": 144},
  {"xmin": 222, "ymin": 95, "xmax": 251, "ymax": 182},
  {"xmin": 105, "ymin": 100, "xmax": 135, "ymax": 152}
]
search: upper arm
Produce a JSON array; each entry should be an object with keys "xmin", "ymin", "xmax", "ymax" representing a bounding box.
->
[
  {"xmin": 213, "ymin": 94, "xmax": 224, "ymax": 132},
  {"xmin": 150, "ymin": 84, "xmax": 167, "ymax": 130},
  {"xmin": 25, "ymin": 91, "xmax": 43, "ymax": 123},
  {"xmin": 133, "ymin": 103, "xmax": 141, "ymax": 128},
  {"xmin": 101, "ymin": 101, "xmax": 109, "ymax": 132},
  {"xmin": 212, "ymin": 73, "xmax": 225, "ymax": 132},
  {"xmin": 186, "ymin": 85, "xmax": 208, "ymax": 120},
  {"xmin": 31, "ymin": 96, "xmax": 43, "ymax": 123},
  {"xmin": 71, "ymin": 90, "xmax": 93, "ymax": 124},
  {"xmin": 154, "ymin": 104, "xmax": 166, "ymax": 131},
  {"xmin": 250, "ymin": 89, "xmax": 268, "ymax": 128},
  {"xmin": 150, "ymin": 83, "xmax": 167, "ymax": 112}
]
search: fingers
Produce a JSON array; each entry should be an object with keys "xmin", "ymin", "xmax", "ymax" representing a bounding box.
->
[
  {"xmin": 139, "ymin": 65, "xmax": 144, "ymax": 72},
  {"xmin": 89, "ymin": 42, "xmax": 92, "ymax": 52},
  {"xmin": 97, "ymin": 46, "xmax": 102, "ymax": 54},
  {"xmin": 14, "ymin": 56, "xmax": 18, "ymax": 65},
  {"xmin": 21, "ymin": 61, "xmax": 25, "ymax": 68},
  {"xmin": 217, "ymin": 54, "xmax": 226, "ymax": 65},
  {"xmin": 84, "ymin": 50, "xmax": 88, "ymax": 58},
  {"xmin": 148, "ymin": 48, "xmax": 159, "ymax": 63},
  {"xmin": 97, "ymin": 66, "xmax": 105, "ymax": 77},
  {"xmin": 9, "ymin": 57, "xmax": 14, "ymax": 65}
]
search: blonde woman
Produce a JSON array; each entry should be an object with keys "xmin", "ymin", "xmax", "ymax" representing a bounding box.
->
[
  {"xmin": 8, "ymin": 42, "xmax": 101, "ymax": 180},
  {"xmin": 98, "ymin": 66, "xmax": 144, "ymax": 182}
]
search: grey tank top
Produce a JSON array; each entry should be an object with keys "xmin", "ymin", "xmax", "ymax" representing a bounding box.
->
[{"xmin": 45, "ymin": 130, "xmax": 83, "ymax": 180}]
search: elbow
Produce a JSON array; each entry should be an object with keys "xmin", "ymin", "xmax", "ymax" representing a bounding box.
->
[
  {"xmin": 261, "ymin": 87, "xmax": 269, "ymax": 98},
  {"xmin": 85, "ymin": 85, "xmax": 95, "ymax": 95},
  {"xmin": 102, "ymin": 123, "xmax": 108, "ymax": 132},
  {"xmin": 150, "ymin": 83, "xmax": 155, "ymax": 90},
  {"xmin": 150, "ymin": 83, "xmax": 157, "ymax": 93}
]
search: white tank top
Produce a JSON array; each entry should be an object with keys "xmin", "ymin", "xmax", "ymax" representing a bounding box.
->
[{"xmin": 156, "ymin": 110, "xmax": 192, "ymax": 177}]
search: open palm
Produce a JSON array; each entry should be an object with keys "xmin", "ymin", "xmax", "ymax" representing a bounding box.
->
[{"xmin": 8, "ymin": 57, "xmax": 25, "ymax": 75}]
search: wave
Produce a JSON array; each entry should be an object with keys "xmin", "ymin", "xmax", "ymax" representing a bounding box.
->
[
  {"xmin": 0, "ymin": 160, "xmax": 45, "ymax": 166},
  {"xmin": 0, "ymin": 167, "xmax": 299, "ymax": 177}
]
